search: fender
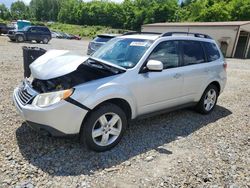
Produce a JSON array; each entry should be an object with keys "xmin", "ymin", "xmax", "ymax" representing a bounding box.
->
[
  {"xmin": 195, "ymin": 76, "xmax": 225, "ymax": 102},
  {"xmin": 72, "ymin": 83, "xmax": 138, "ymax": 119},
  {"xmin": 15, "ymin": 32, "xmax": 26, "ymax": 40}
]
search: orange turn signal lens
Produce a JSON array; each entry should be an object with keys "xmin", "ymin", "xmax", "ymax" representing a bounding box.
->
[{"xmin": 62, "ymin": 89, "xmax": 74, "ymax": 99}]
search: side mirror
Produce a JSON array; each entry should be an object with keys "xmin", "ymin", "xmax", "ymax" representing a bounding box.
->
[{"xmin": 146, "ymin": 60, "xmax": 163, "ymax": 72}]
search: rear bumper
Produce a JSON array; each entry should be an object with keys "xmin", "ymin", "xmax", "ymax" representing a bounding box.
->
[{"xmin": 13, "ymin": 87, "xmax": 88, "ymax": 136}]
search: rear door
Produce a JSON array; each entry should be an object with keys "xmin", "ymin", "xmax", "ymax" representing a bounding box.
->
[
  {"xmin": 36, "ymin": 27, "xmax": 44, "ymax": 41},
  {"xmin": 179, "ymin": 40, "xmax": 211, "ymax": 102},
  {"xmin": 41, "ymin": 27, "xmax": 51, "ymax": 39}
]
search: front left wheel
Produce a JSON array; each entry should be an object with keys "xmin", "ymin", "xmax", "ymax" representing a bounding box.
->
[
  {"xmin": 80, "ymin": 103, "xmax": 127, "ymax": 152},
  {"xmin": 16, "ymin": 35, "xmax": 24, "ymax": 42}
]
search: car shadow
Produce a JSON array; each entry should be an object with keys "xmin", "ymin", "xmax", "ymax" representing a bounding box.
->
[
  {"xmin": 8, "ymin": 40, "xmax": 51, "ymax": 45},
  {"xmin": 16, "ymin": 105, "xmax": 232, "ymax": 176}
]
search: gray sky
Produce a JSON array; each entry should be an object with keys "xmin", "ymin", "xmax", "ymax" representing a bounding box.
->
[{"xmin": 0, "ymin": 0, "xmax": 124, "ymax": 8}]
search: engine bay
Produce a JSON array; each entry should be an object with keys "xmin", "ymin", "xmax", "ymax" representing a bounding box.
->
[{"xmin": 32, "ymin": 63, "xmax": 116, "ymax": 93}]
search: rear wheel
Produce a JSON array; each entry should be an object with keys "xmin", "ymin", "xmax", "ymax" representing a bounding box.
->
[
  {"xmin": 36, "ymin": 40, "xmax": 41, "ymax": 43},
  {"xmin": 42, "ymin": 37, "xmax": 49, "ymax": 44},
  {"xmin": 80, "ymin": 103, "xmax": 127, "ymax": 152},
  {"xmin": 196, "ymin": 84, "xmax": 218, "ymax": 114},
  {"xmin": 16, "ymin": 35, "xmax": 24, "ymax": 42}
]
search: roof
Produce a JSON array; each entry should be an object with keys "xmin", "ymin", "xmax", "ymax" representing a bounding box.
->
[
  {"xmin": 120, "ymin": 34, "xmax": 160, "ymax": 40},
  {"xmin": 143, "ymin": 21, "xmax": 250, "ymax": 27}
]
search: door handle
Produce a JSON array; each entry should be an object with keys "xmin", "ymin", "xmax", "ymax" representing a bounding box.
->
[{"xmin": 173, "ymin": 73, "xmax": 181, "ymax": 79}]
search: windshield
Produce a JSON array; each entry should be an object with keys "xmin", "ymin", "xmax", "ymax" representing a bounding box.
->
[
  {"xmin": 21, "ymin": 26, "xmax": 30, "ymax": 31},
  {"xmin": 92, "ymin": 38, "xmax": 153, "ymax": 69}
]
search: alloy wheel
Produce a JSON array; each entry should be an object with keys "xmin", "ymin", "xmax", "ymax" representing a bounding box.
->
[
  {"xmin": 17, "ymin": 35, "xmax": 24, "ymax": 42},
  {"xmin": 43, "ymin": 38, "xmax": 48, "ymax": 44},
  {"xmin": 204, "ymin": 88, "xmax": 217, "ymax": 111},
  {"xmin": 92, "ymin": 112, "xmax": 122, "ymax": 146}
]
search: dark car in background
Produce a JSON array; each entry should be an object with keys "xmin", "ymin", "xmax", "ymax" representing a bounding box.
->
[
  {"xmin": 87, "ymin": 34, "xmax": 119, "ymax": 55},
  {"xmin": 0, "ymin": 23, "xmax": 15, "ymax": 35},
  {"xmin": 8, "ymin": 26, "xmax": 51, "ymax": 44}
]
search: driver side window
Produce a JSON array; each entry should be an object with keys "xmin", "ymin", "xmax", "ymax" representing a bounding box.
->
[
  {"xmin": 148, "ymin": 41, "xmax": 179, "ymax": 69},
  {"xmin": 29, "ymin": 28, "xmax": 37, "ymax": 33}
]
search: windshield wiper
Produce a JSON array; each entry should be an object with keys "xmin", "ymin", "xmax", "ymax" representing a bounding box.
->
[
  {"xmin": 87, "ymin": 59, "xmax": 122, "ymax": 74},
  {"xmin": 90, "ymin": 57, "xmax": 126, "ymax": 71}
]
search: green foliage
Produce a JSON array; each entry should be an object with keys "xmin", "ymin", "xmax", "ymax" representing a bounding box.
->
[
  {"xmin": 0, "ymin": 0, "xmax": 250, "ymax": 34},
  {"xmin": 48, "ymin": 22, "xmax": 127, "ymax": 38},
  {"xmin": 198, "ymin": 1, "xmax": 231, "ymax": 21},
  {"xmin": 10, "ymin": 0, "xmax": 29, "ymax": 19},
  {"xmin": 229, "ymin": 0, "xmax": 250, "ymax": 21},
  {"xmin": 177, "ymin": 0, "xmax": 250, "ymax": 22},
  {"xmin": 30, "ymin": 0, "xmax": 60, "ymax": 21},
  {"xmin": 0, "ymin": 3, "xmax": 11, "ymax": 20}
]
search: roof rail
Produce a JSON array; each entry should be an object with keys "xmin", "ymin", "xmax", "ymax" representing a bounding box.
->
[
  {"xmin": 123, "ymin": 31, "xmax": 162, "ymax": 35},
  {"xmin": 162, "ymin": 32, "xmax": 212, "ymax": 39}
]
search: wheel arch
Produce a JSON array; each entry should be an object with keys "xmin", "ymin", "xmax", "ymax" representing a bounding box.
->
[
  {"xmin": 80, "ymin": 98, "xmax": 133, "ymax": 133},
  {"xmin": 208, "ymin": 81, "xmax": 221, "ymax": 94},
  {"xmin": 196, "ymin": 80, "xmax": 222, "ymax": 102},
  {"xmin": 15, "ymin": 33, "xmax": 25, "ymax": 39}
]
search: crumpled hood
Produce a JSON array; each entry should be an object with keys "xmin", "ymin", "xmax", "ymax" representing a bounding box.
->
[{"xmin": 30, "ymin": 50, "xmax": 89, "ymax": 80}]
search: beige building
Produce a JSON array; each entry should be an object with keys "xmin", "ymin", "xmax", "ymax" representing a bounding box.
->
[{"xmin": 142, "ymin": 21, "xmax": 250, "ymax": 58}]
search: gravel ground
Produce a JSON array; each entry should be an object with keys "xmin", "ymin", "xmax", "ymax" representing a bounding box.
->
[{"xmin": 0, "ymin": 36, "xmax": 249, "ymax": 188}]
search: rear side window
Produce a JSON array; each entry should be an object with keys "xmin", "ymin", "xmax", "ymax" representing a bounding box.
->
[
  {"xmin": 94, "ymin": 37, "xmax": 112, "ymax": 43},
  {"xmin": 43, "ymin": 27, "xmax": 50, "ymax": 33},
  {"xmin": 202, "ymin": 42, "xmax": 220, "ymax": 61},
  {"xmin": 181, "ymin": 41, "xmax": 205, "ymax": 65}
]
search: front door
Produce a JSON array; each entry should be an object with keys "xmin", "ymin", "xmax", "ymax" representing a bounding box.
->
[
  {"xmin": 135, "ymin": 40, "xmax": 184, "ymax": 115},
  {"xmin": 27, "ymin": 27, "xmax": 37, "ymax": 41}
]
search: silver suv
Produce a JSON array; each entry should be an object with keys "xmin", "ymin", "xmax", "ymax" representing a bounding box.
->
[{"xmin": 13, "ymin": 32, "xmax": 227, "ymax": 151}]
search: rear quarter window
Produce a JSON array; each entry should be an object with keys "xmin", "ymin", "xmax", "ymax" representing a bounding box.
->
[
  {"xmin": 94, "ymin": 37, "xmax": 113, "ymax": 43},
  {"xmin": 202, "ymin": 42, "xmax": 221, "ymax": 62},
  {"xmin": 43, "ymin": 27, "xmax": 50, "ymax": 33}
]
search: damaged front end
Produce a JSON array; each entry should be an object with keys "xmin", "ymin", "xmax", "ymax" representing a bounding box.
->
[
  {"xmin": 31, "ymin": 63, "xmax": 115, "ymax": 93},
  {"xmin": 28, "ymin": 50, "xmax": 125, "ymax": 93}
]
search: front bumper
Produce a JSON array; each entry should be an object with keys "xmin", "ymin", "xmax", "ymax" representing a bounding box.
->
[
  {"xmin": 13, "ymin": 82, "xmax": 88, "ymax": 136},
  {"xmin": 7, "ymin": 34, "xmax": 15, "ymax": 40}
]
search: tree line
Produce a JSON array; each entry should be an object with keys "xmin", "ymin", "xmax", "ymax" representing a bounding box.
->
[{"xmin": 0, "ymin": 0, "xmax": 250, "ymax": 30}]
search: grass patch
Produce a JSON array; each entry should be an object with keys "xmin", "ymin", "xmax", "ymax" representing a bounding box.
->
[
  {"xmin": 0, "ymin": 20, "xmax": 128, "ymax": 38},
  {"xmin": 46, "ymin": 22, "xmax": 127, "ymax": 39}
]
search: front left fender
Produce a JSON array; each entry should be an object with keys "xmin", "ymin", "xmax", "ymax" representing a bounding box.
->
[{"xmin": 71, "ymin": 84, "xmax": 138, "ymax": 119}]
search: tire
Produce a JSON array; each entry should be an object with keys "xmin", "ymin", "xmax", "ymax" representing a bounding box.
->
[
  {"xmin": 42, "ymin": 37, "xmax": 49, "ymax": 44},
  {"xmin": 16, "ymin": 35, "xmax": 24, "ymax": 42},
  {"xmin": 80, "ymin": 103, "xmax": 127, "ymax": 152},
  {"xmin": 36, "ymin": 40, "xmax": 41, "ymax": 43},
  {"xmin": 10, "ymin": 39, "xmax": 15, "ymax": 42},
  {"xmin": 196, "ymin": 84, "xmax": 219, "ymax": 114}
]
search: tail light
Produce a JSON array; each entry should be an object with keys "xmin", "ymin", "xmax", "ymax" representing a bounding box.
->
[{"xmin": 223, "ymin": 62, "xmax": 227, "ymax": 70}]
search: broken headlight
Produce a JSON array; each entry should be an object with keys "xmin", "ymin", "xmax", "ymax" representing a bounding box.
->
[{"xmin": 32, "ymin": 89, "xmax": 73, "ymax": 108}]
